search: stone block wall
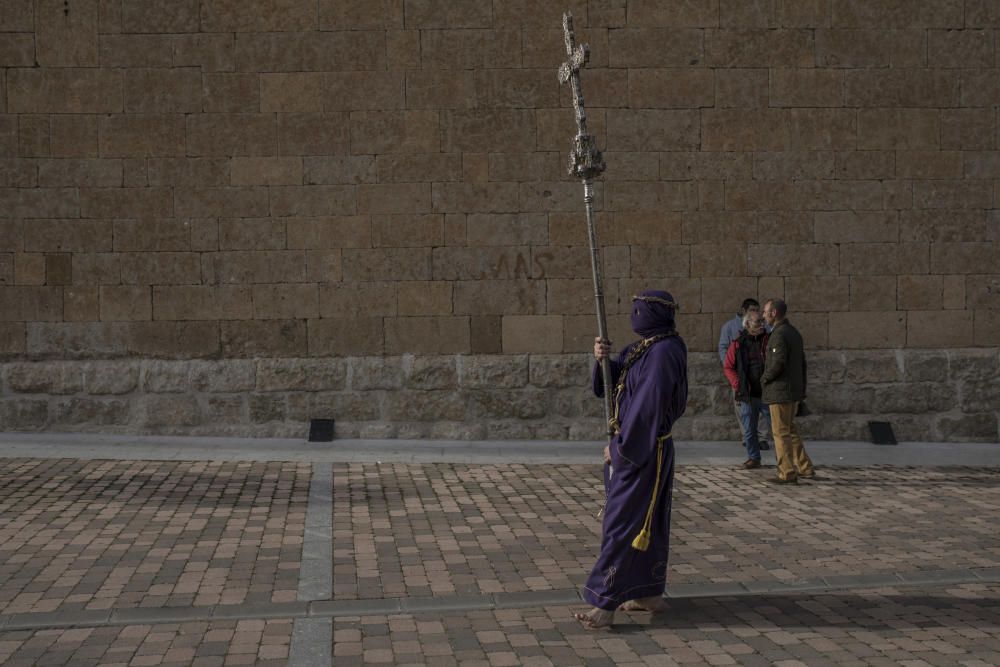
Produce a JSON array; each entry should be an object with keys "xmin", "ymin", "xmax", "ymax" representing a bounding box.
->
[
  {"xmin": 0, "ymin": 349, "xmax": 997, "ymax": 441},
  {"xmin": 0, "ymin": 1, "xmax": 998, "ymax": 440}
]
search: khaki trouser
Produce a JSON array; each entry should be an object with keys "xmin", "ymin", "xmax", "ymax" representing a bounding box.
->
[{"xmin": 768, "ymin": 402, "xmax": 814, "ymax": 481}]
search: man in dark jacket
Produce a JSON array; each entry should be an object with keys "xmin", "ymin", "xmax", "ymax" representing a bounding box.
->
[
  {"xmin": 723, "ymin": 312, "xmax": 770, "ymax": 469},
  {"xmin": 761, "ymin": 299, "xmax": 815, "ymax": 484}
]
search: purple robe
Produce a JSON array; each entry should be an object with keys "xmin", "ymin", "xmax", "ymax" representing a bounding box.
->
[{"xmin": 584, "ymin": 335, "xmax": 688, "ymax": 610}]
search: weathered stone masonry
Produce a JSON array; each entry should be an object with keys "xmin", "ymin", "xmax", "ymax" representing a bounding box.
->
[
  {"xmin": 1, "ymin": 349, "xmax": 997, "ymax": 442},
  {"xmin": 1, "ymin": 1, "xmax": 999, "ymax": 440}
]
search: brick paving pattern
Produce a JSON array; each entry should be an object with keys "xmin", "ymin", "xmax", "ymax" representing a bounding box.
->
[
  {"xmin": 0, "ymin": 618, "xmax": 293, "ymax": 667},
  {"xmin": 0, "ymin": 457, "xmax": 998, "ymax": 665},
  {"xmin": 0, "ymin": 459, "xmax": 309, "ymax": 614},
  {"xmin": 326, "ymin": 583, "xmax": 1000, "ymax": 666},
  {"xmin": 334, "ymin": 463, "xmax": 1000, "ymax": 598}
]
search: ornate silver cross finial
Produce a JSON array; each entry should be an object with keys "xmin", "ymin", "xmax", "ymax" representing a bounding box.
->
[{"xmin": 558, "ymin": 12, "xmax": 606, "ymax": 180}]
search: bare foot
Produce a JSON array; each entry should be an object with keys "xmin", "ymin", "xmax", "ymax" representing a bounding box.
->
[
  {"xmin": 618, "ymin": 595, "xmax": 667, "ymax": 613},
  {"xmin": 573, "ymin": 607, "xmax": 614, "ymax": 629}
]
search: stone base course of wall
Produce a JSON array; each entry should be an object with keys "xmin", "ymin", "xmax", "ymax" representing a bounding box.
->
[{"xmin": 1, "ymin": 349, "xmax": 996, "ymax": 442}]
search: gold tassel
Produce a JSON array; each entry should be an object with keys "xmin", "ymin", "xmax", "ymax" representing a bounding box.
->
[
  {"xmin": 631, "ymin": 434, "xmax": 669, "ymax": 552},
  {"xmin": 631, "ymin": 529, "xmax": 651, "ymax": 551}
]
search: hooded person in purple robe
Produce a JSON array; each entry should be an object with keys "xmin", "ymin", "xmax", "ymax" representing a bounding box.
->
[{"xmin": 575, "ymin": 289, "xmax": 688, "ymax": 629}]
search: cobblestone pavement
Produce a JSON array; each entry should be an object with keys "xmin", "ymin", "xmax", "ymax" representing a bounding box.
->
[
  {"xmin": 0, "ymin": 459, "xmax": 309, "ymax": 614},
  {"xmin": 333, "ymin": 463, "xmax": 1000, "ymax": 599},
  {"xmin": 0, "ymin": 456, "xmax": 998, "ymax": 665},
  {"xmin": 0, "ymin": 618, "xmax": 293, "ymax": 666},
  {"xmin": 327, "ymin": 584, "xmax": 1000, "ymax": 667}
]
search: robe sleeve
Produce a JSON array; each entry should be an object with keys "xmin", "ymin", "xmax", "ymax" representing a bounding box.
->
[
  {"xmin": 611, "ymin": 350, "xmax": 676, "ymax": 471},
  {"xmin": 592, "ymin": 352, "xmax": 624, "ymax": 398}
]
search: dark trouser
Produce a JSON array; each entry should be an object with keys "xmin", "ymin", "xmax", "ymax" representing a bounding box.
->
[{"xmin": 737, "ymin": 397, "xmax": 769, "ymax": 462}]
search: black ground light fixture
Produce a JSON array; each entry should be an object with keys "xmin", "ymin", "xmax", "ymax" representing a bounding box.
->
[
  {"xmin": 309, "ymin": 418, "xmax": 335, "ymax": 442},
  {"xmin": 868, "ymin": 421, "xmax": 897, "ymax": 445}
]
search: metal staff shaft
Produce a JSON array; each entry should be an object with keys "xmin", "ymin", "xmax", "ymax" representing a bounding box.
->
[
  {"xmin": 558, "ymin": 11, "xmax": 611, "ymax": 445},
  {"xmin": 583, "ymin": 179, "xmax": 614, "ymax": 443}
]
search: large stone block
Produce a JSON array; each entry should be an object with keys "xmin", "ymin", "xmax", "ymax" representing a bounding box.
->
[
  {"xmin": 441, "ymin": 109, "xmax": 535, "ymax": 153},
  {"xmin": 38, "ymin": 159, "xmax": 122, "ymax": 188},
  {"xmin": 127, "ymin": 322, "xmax": 220, "ymax": 358},
  {"xmin": 122, "ymin": 0, "xmax": 200, "ymax": 32},
  {"xmin": 201, "ymin": 250, "xmax": 308, "ymax": 284},
  {"xmin": 350, "ymin": 357, "xmax": 405, "ymax": 390},
  {"xmin": 907, "ymin": 310, "xmax": 974, "ymax": 347},
  {"xmin": 960, "ymin": 378, "xmax": 1000, "ymax": 413},
  {"xmin": 256, "ymin": 358, "xmax": 346, "ymax": 392},
  {"xmin": 220, "ymin": 320, "xmax": 308, "ymax": 357},
  {"xmin": 948, "ymin": 349, "xmax": 999, "ymax": 382},
  {"xmin": 83, "ymin": 361, "xmax": 139, "ymax": 394},
  {"xmin": 831, "ymin": 0, "xmax": 962, "ymax": 29},
  {"xmin": 396, "ymin": 281, "xmax": 451, "ymax": 316},
  {"xmin": 343, "ymin": 248, "xmax": 431, "ymax": 282},
  {"xmin": 191, "ymin": 360, "xmax": 255, "ymax": 393},
  {"xmin": 807, "ymin": 352, "xmax": 846, "ymax": 384},
  {"xmin": 502, "ymin": 316, "xmax": 562, "ymax": 354},
  {"xmin": 270, "ymin": 185, "xmax": 358, "ymax": 217},
  {"xmin": 0, "ymin": 286, "xmax": 64, "ymax": 321},
  {"xmin": 845, "ymin": 351, "xmax": 902, "ymax": 384},
  {"xmin": 6, "ymin": 362, "xmax": 83, "ymax": 394},
  {"xmin": 935, "ymin": 413, "xmax": 998, "ymax": 441},
  {"xmin": 286, "ymin": 216, "xmax": 369, "ymax": 249},
  {"xmin": 0, "ymin": 189, "xmax": 80, "ymax": 219},
  {"xmin": 235, "ymin": 31, "xmax": 384, "ymax": 72},
  {"xmin": 431, "ymin": 182, "xmax": 518, "ymax": 214},
  {"xmin": 460, "ymin": 355, "xmax": 528, "ymax": 389},
  {"xmin": 0, "ymin": 398, "xmax": 49, "ymax": 430},
  {"xmin": 628, "ymin": 0, "xmax": 721, "ymax": 27},
  {"xmin": 850, "ymin": 275, "xmax": 897, "ymax": 312},
  {"xmin": 252, "ymin": 284, "xmax": 319, "ymax": 320},
  {"xmin": 135, "ymin": 394, "xmax": 201, "ymax": 428},
  {"xmin": 307, "ymin": 317, "xmax": 384, "ymax": 356},
  {"xmin": 419, "ymin": 28, "xmax": 519, "ymax": 69},
  {"xmin": 124, "ymin": 68, "xmax": 201, "ymax": 113},
  {"xmin": 840, "ymin": 243, "xmax": 928, "ymax": 276},
  {"xmin": 201, "ymin": 0, "xmax": 317, "ymax": 31},
  {"xmin": 902, "ymin": 350, "xmax": 948, "ymax": 383},
  {"xmin": 384, "ymin": 316, "xmax": 470, "ymax": 355},
  {"xmin": 27, "ymin": 322, "xmax": 127, "ymax": 358},
  {"xmin": 8, "ymin": 68, "xmax": 121, "ymax": 113},
  {"xmin": 974, "ymin": 309, "xmax": 1000, "ymax": 346},
  {"xmin": 403, "ymin": 0, "xmax": 491, "ymax": 27},
  {"xmin": 747, "ymin": 244, "xmax": 839, "ymax": 277},
  {"xmin": 249, "ymin": 393, "xmax": 286, "ymax": 423},
  {"xmin": 0, "ymin": 323, "xmax": 26, "ymax": 355},
  {"xmin": 140, "ymin": 359, "xmax": 188, "ymax": 393},
  {"xmin": 200, "ymin": 394, "xmax": 247, "ymax": 425},
  {"xmin": 857, "ymin": 109, "xmax": 939, "ymax": 150},
  {"xmin": 202, "ymin": 73, "xmax": 259, "ymax": 113},
  {"xmin": 384, "ymin": 390, "xmax": 465, "ymax": 421},
  {"xmin": 829, "ymin": 311, "xmax": 906, "ymax": 349},
  {"xmin": 100, "ymin": 285, "xmax": 152, "ymax": 321},
  {"xmin": 99, "ymin": 114, "xmax": 185, "ymax": 158},
  {"xmin": 51, "ymin": 397, "xmax": 130, "ymax": 426},
  {"xmin": 318, "ymin": 0, "xmax": 403, "ymax": 29},
  {"xmin": 405, "ymin": 357, "xmax": 457, "ymax": 390},
  {"xmin": 469, "ymin": 389, "xmax": 549, "ymax": 419},
  {"xmin": 152, "ymin": 286, "xmax": 251, "ymax": 321}
]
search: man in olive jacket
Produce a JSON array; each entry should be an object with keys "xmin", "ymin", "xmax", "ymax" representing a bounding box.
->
[{"xmin": 761, "ymin": 299, "xmax": 815, "ymax": 484}]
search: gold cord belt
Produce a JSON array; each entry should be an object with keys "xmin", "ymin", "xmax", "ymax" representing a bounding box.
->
[{"xmin": 631, "ymin": 433, "xmax": 671, "ymax": 552}]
